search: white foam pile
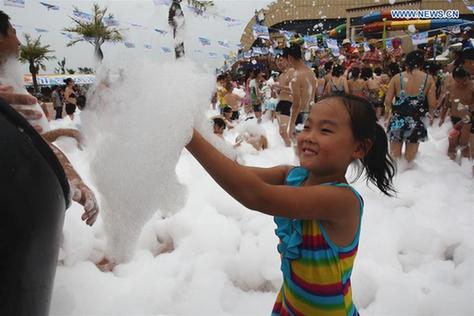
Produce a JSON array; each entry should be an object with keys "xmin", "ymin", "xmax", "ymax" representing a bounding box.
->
[{"xmin": 46, "ymin": 59, "xmax": 473, "ymax": 315}]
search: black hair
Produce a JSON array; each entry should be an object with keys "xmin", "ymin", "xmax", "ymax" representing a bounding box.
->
[
  {"xmin": 213, "ymin": 117, "xmax": 226, "ymax": 129},
  {"xmin": 453, "ymin": 66, "xmax": 470, "ymax": 79},
  {"xmin": 455, "ymin": 48, "xmax": 474, "ymax": 68},
  {"xmin": 319, "ymin": 93, "xmax": 396, "ymax": 196},
  {"xmin": 388, "ymin": 62, "xmax": 401, "ymax": 77},
  {"xmin": 223, "ymin": 106, "xmax": 232, "ymax": 113},
  {"xmin": 350, "ymin": 67, "xmax": 360, "ymax": 80},
  {"xmin": 64, "ymin": 78, "xmax": 74, "ymax": 85},
  {"xmin": 332, "ymin": 64, "xmax": 344, "ymax": 77},
  {"xmin": 283, "ymin": 44, "xmax": 302, "ymax": 60},
  {"xmin": 324, "ymin": 61, "xmax": 333, "ymax": 72},
  {"xmin": 361, "ymin": 67, "xmax": 373, "ymax": 81},
  {"xmin": 405, "ymin": 50, "xmax": 425, "ymax": 72},
  {"xmin": 373, "ymin": 67, "xmax": 382, "ymax": 76},
  {"xmin": 0, "ymin": 11, "xmax": 10, "ymax": 37}
]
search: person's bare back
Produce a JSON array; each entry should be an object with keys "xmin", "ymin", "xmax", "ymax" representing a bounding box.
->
[{"xmin": 290, "ymin": 66, "xmax": 317, "ymax": 115}]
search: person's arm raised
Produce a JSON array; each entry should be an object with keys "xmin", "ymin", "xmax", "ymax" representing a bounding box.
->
[{"xmin": 186, "ymin": 130, "xmax": 358, "ymax": 221}]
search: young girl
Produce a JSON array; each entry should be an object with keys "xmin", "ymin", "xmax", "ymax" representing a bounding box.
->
[{"xmin": 186, "ymin": 94, "xmax": 396, "ymax": 316}]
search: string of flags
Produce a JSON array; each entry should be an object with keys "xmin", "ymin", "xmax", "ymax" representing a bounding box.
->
[{"xmin": 7, "ymin": 0, "xmax": 244, "ymax": 61}]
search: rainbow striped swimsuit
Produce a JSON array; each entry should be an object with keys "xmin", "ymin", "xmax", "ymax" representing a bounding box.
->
[{"xmin": 272, "ymin": 167, "xmax": 363, "ymax": 316}]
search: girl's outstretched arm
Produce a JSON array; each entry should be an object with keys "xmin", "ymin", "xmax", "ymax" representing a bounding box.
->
[{"xmin": 186, "ymin": 130, "xmax": 359, "ymax": 222}]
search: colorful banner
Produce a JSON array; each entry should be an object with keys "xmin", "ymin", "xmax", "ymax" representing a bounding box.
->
[
  {"xmin": 72, "ymin": 9, "xmax": 93, "ymax": 22},
  {"xmin": 154, "ymin": 28, "xmax": 168, "ymax": 35},
  {"xmin": 411, "ymin": 31, "xmax": 429, "ymax": 45},
  {"xmin": 198, "ymin": 37, "xmax": 211, "ymax": 46},
  {"xmin": 252, "ymin": 24, "xmax": 270, "ymax": 40},
  {"xmin": 152, "ymin": 0, "xmax": 172, "ymax": 5},
  {"xmin": 39, "ymin": 1, "xmax": 59, "ymax": 10},
  {"xmin": 23, "ymin": 74, "xmax": 96, "ymax": 86},
  {"xmin": 104, "ymin": 17, "xmax": 120, "ymax": 27},
  {"xmin": 326, "ymin": 39, "xmax": 340, "ymax": 56},
  {"xmin": 304, "ymin": 35, "xmax": 318, "ymax": 47},
  {"xmin": 279, "ymin": 30, "xmax": 293, "ymax": 40},
  {"xmin": 252, "ymin": 47, "xmax": 269, "ymax": 55},
  {"xmin": 4, "ymin": 0, "xmax": 25, "ymax": 8},
  {"xmin": 218, "ymin": 41, "xmax": 230, "ymax": 48}
]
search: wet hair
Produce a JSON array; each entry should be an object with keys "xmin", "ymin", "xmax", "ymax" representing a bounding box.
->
[
  {"xmin": 453, "ymin": 66, "xmax": 470, "ymax": 79},
  {"xmin": 373, "ymin": 67, "xmax": 382, "ymax": 76},
  {"xmin": 405, "ymin": 50, "xmax": 425, "ymax": 71},
  {"xmin": 0, "ymin": 11, "xmax": 10, "ymax": 37},
  {"xmin": 350, "ymin": 67, "xmax": 360, "ymax": 80},
  {"xmin": 318, "ymin": 94, "xmax": 396, "ymax": 196},
  {"xmin": 283, "ymin": 44, "xmax": 302, "ymax": 60},
  {"xmin": 332, "ymin": 64, "xmax": 344, "ymax": 77},
  {"xmin": 213, "ymin": 117, "xmax": 226, "ymax": 130},
  {"xmin": 388, "ymin": 62, "xmax": 401, "ymax": 77},
  {"xmin": 64, "ymin": 78, "xmax": 74, "ymax": 85},
  {"xmin": 361, "ymin": 67, "xmax": 373, "ymax": 81}
]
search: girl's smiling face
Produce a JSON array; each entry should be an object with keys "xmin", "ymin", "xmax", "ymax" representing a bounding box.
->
[{"xmin": 296, "ymin": 98, "xmax": 363, "ymax": 175}]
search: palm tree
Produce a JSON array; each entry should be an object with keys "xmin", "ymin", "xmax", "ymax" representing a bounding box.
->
[
  {"xmin": 64, "ymin": 3, "xmax": 123, "ymax": 61},
  {"xmin": 19, "ymin": 34, "xmax": 55, "ymax": 94},
  {"xmin": 168, "ymin": 0, "xmax": 214, "ymax": 59}
]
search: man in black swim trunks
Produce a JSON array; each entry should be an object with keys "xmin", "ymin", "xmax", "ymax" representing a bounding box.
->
[{"xmin": 273, "ymin": 55, "xmax": 294, "ymax": 147}]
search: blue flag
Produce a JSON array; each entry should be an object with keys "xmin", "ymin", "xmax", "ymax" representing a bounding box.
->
[{"xmin": 198, "ymin": 37, "xmax": 211, "ymax": 46}]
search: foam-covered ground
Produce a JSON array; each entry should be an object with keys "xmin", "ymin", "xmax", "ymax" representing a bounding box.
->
[{"xmin": 49, "ymin": 92, "xmax": 473, "ymax": 316}]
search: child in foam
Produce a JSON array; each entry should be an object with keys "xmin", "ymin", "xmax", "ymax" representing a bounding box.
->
[{"xmin": 186, "ymin": 94, "xmax": 396, "ymax": 316}]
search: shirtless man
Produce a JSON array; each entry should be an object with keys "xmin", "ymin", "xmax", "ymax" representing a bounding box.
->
[
  {"xmin": 223, "ymin": 81, "xmax": 241, "ymax": 121},
  {"xmin": 439, "ymin": 66, "xmax": 474, "ymax": 159},
  {"xmin": 283, "ymin": 44, "xmax": 317, "ymax": 139},
  {"xmin": 273, "ymin": 55, "xmax": 294, "ymax": 146}
]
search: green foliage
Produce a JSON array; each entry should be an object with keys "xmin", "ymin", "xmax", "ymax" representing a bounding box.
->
[
  {"xmin": 187, "ymin": 0, "xmax": 214, "ymax": 14},
  {"xmin": 64, "ymin": 3, "xmax": 123, "ymax": 60},
  {"xmin": 19, "ymin": 33, "xmax": 55, "ymax": 73}
]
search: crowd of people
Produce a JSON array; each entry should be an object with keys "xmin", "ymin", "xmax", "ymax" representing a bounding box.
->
[{"xmin": 213, "ymin": 35, "xmax": 474, "ymax": 173}]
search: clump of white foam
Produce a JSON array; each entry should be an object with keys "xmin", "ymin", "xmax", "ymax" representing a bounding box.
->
[
  {"xmin": 81, "ymin": 58, "xmax": 216, "ymax": 262},
  {"xmin": 0, "ymin": 57, "xmax": 49, "ymax": 132}
]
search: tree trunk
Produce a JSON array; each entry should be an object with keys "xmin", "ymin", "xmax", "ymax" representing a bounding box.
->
[
  {"xmin": 168, "ymin": 0, "xmax": 185, "ymax": 59},
  {"xmin": 95, "ymin": 41, "xmax": 104, "ymax": 61},
  {"xmin": 29, "ymin": 61, "xmax": 39, "ymax": 94}
]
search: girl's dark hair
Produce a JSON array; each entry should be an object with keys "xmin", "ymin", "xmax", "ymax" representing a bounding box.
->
[
  {"xmin": 405, "ymin": 50, "xmax": 425, "ymax": 71},
  {"xmin": 0, "ymin": 11, "xmax": 10, "ymax": 36},
  {"xmin": 332, "ymin": 64, "xmax": 344, "ymax": 77},
  {"xmin": 319, "ymin": 93, "xmax": 396, "ymax": 196},
  {"xmin": 361, "ymin": 67, "xmax": 373, "ymax": 81},
  {"xmin": 324, "ymin": 61, "xmax": 333, "ymax": 72},
  {"xmin": 374, "ymin": 67, "xmax": 382, "ymax": 76},
  {"xmin": 351, "ymin": 67, "xmax": 360, "ymax": 80},
  {"xmin": 388, "ymin": 62, "xmax": 401, "ymax": 77},
  {"xmin": 452, "ymin": 66, "xmax": 469, "ymax": 79}
]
